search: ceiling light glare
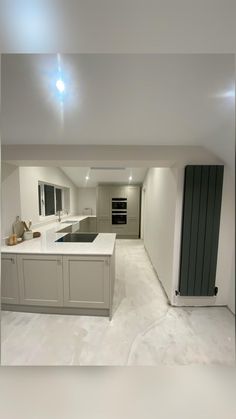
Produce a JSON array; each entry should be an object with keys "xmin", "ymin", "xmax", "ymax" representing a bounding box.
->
[
  {"xmin": 224, "ymin": 90, "xmax": 235, "ymax": 98},
  {"xmin": 129, "ymin": 176, "xmax": 133, "ymax": 181},
  {"xmin": 85, "ymin": 176, "xmax": 90, "ymax": 180},
  {"xmin": 56, "ymin": 79, "xmax": 65, "ymax": 93}
]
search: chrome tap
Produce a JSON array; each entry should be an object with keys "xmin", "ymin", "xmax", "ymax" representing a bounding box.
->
[{"xmin": 57, "ymin": 210, "xmax": 62, "ymax": 222}]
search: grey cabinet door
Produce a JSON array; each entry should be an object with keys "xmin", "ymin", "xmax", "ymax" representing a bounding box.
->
[
  {"xmin": 97, "ymin": 218, "xmax": 111, "ymax": 233},
  {"xmin": 1, "ymin": 254, "xmax": 19, "ymax": 304},
  {"xmin": 97, "ymin": 186, "xmax": 111, "ymax": 217},
  {"xmin": 18, "ymin": 255, "xmax": 63, "ymax": 306},
  {"xmin": 89, "ymin": 217, "xmax": 97, "ymax": 232},
  {"xmin": 78, "ymin": 218, "xmax": 89, "ymax": 232},
  {"xmin": 110, "ymin": 186, "xmax": 127, "ymax": 199},
  {"xmin": 126, "ymin": 218, "xmax": 139, "ymax": 235},
  {"xmin": 111, "ymin": 225, "xmax": 126, "ymax": 235},
  {"xmin": 63, "ymin": 256, "xmax": 110, "ymax": 308},
  {"xmin": 127, "ymin": 186, "xmax": 140, "ymax": 217}
]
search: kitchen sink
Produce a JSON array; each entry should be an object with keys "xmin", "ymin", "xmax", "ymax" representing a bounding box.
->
[{"xmin": 56, "ymin": 233, "xmax": 98, "ymax": 243}]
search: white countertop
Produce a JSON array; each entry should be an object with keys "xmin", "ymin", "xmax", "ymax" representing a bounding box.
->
[{"xmin": 1, "ymin": 216, "xmax": 116, "ymax": 256}]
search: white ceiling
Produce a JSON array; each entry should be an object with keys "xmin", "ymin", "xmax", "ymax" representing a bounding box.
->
[
  {"xmin": 61, "ymin": 167, "xmax": 147, "ymax": 188},
  {"xmin": 0, "ymin": 1, "xmax": 236, "ymax": 53},
  {"xmin": 2, "ymin": 54, "xmax": 234, "ymax": 150}
]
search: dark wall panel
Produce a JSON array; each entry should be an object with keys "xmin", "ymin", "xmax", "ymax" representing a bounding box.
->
[
  {"xmin": 194, "ymin": 166, "xmax": 209, "ymax": 295},
  {"xmin": 179, "ymin": 165, "xmax": 224, "ymax": 297}
]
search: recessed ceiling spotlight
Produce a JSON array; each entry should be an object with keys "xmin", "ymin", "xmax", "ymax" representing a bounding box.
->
[
  {"xmin": 129, "ymin": 176, "xmax": 133, "ymax": 181},
  {"xmin": 56, "ymin": 79, "xmax": 65, "ymax": 93},
  {"xmin": 85, "ymin": 175, "xmax": 90, "ymax": 180}
]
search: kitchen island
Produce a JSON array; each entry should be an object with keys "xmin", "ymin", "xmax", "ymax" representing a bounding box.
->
[{"xmin": 1, "ymin": 216, "xmax": 116, "ymax": 319}]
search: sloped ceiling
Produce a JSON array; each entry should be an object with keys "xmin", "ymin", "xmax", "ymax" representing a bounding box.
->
[
  {"xmin": 1, "ymin": 54, "xmax": 234, "ymax": 167},
  {"xmin": 0, "ymin": 1, "xmax": 236, "ymax": 53}
]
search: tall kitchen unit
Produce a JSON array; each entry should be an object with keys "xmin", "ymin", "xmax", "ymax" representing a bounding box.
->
[{"xmin": 96, "ymin": 185, "xmax": 140, "ymax": 238}]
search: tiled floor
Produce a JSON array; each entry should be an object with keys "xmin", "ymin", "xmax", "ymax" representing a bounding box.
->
[{"xmin": 1, "ymin": 240, "xmax": 235, "ymax": 365}]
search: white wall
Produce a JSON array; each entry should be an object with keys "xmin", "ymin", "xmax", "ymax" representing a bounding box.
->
[
  {"xmin": 1, "ymin": 162, "xmax": 21, "ymax": 238},
  {"xmin": 205, "ymin": 114, "xmax": 235, "ymax": 313},
  {"xmin": 18, "ymin": 167, "xmax": 78, "ymax": 226},
  {"xmin": 142, "ymin": 168, "xmax": 179, "ymax": 301},
  {"xmin": 1, "ymin": 166, "xmax": 78, "ymax": 232},
  {"xmin": 228, "ymin": 257, "xmax": 235, "ymax": 314},
  {"xmin": 77, "ymin": 187, "xmax": 97, "ymax": 215},
  {"xmin": 143, "ymin": 166, "xmax": 235, "ymax": 312},
  {"xmin": 214, "ymin": 167, "xmax": 235, "ymax": 310}
]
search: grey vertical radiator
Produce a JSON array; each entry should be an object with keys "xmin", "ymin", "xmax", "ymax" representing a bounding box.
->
[{"xmin": 178, "ymin": 165, "xmax": 224, "ymax": 297}]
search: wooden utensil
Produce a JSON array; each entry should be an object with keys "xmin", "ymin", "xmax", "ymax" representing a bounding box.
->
[{"xmin": 23, "ymin": 221, "xmax": 29, "ymax": 231}]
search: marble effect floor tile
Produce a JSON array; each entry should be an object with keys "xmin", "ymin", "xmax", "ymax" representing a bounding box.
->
[{"xmin": 1, "ymin": 240, "xmax": 235, "ymax": 365}]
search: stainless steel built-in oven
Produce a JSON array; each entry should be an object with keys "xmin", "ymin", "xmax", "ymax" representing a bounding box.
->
[
  {"xmin": 112, "ymin": 197, "xmax": 127, "ymax": 224},
  {"xmin": 112, "ymin": 198, "xmax": 127, "ymax": 211},
  {"xmin": 112, "ymin": 213, "xmax": 127, "ymax": 225}
]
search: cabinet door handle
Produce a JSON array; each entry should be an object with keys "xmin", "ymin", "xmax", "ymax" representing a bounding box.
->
[
  {"xmin": 11, "ymin": 258, "xmax": 15, "ymax": 264},
  {"xmin": 57, "ymin": 259, "xmax": 62, "ymax": 265}
]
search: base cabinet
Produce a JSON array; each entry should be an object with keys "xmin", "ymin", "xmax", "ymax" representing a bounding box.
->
[
  {"xmin": 78, "ymin": 218, "xmax": 89, "ymax": 232},
  {"xmin": 97, "ymin": 218, "xmax": 111, "ymax": 233},
  {"xmin": 1, "ymin": 251, "xmax": 114, "ymax": 318},
  {"xmin": 89, "ymin": 217, "xmax": 97, "ymax": 232},
  {"xmin": 63, "ymin": 256, "xmax": 110, "ymax": 308},
  {"xmin": 1, "ymin": 254, "xmax": 19, "ymax": 304},
  {"xmin": 126, "ymin": 217, "xmax": 139, "ymax": 236},
  {"xmin": 18, "ymin": 255, "xmax": 63, "ymax": 306},
  {"xmin": 74, "ymin": 217, "xmax": 97, "ymax": 233}
]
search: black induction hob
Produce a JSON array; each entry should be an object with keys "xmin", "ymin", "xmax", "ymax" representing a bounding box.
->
[{"xmin": 55, "ymin": 233, "xmax": 98, "ymax": 243}]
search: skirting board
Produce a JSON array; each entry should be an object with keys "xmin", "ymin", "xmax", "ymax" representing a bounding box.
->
[
  {"xmin": 116, "ymin": 235, "xmax": 139, "ymax": 239},
  {"xmin": 2, "ymin": 304, "xmax": 110, "ymax": 318},
  {"xmin": 143, "ymin": 244, "xmax": 227, "ymax": 308},
  {"xmin": 173, "ymin": 296, "xmax": 218, "ymax": 306}
]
